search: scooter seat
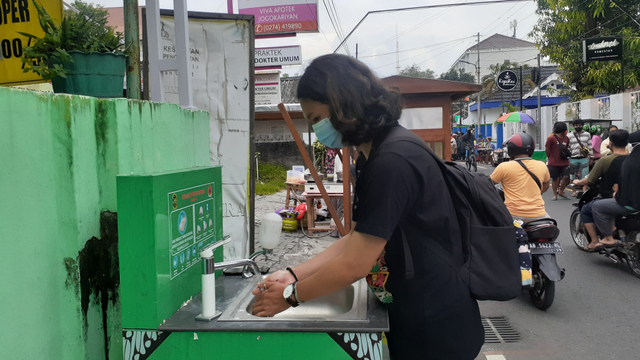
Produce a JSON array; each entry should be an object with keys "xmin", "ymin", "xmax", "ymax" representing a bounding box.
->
[{"xmin": 523, "ymin": 219, "xmax": 560, "ymax": 241}]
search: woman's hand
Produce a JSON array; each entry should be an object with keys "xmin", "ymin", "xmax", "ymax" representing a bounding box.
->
[
  {"xmin": 252, "ymin": 281, "xmax": 290, "ymax": 317},
  {"xmin": 251, "ymin": 270, "xmax": 295, "ymax": 296}
]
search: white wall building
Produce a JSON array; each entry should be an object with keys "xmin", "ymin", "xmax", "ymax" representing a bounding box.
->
[{"xmin": 451, "ymin": 33, "xmax": 539, "ymax": 80}]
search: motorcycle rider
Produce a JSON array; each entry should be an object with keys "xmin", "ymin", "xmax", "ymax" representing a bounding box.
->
[
  {"xmin": 462, "ymin": 127, "xmax": 476, "ymax": 161},
  {"xmin": 572, "ymin": 130, "xmax": 629, "ymax": 251},
  {"xmin": 491, "ymin": 133, "xmax": 551, "ymax": 224},
  {"xmin": 591, "ymin": 143, "xmax": 640, "ymax": 247}
]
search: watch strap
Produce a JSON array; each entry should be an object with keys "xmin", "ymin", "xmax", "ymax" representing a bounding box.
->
[
  {"xmin": 293, "ymin": 282, "xmax": 303, "ymax": 304},
  {"xmin": 286, "ymin": 267, "xmax": 299, "ymax": 281},
  {"xmin": 285, "ymin": 282, "xmax": 300, "ymax": 307}
]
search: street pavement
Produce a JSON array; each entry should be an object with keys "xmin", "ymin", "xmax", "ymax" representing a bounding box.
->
[{"xmin": 253, "ymin": 160, "xmax": 640, "ymax": 360}]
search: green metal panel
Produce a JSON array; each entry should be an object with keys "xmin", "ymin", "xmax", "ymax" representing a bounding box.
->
[
  {"xmin": 118, "ymin": 167, "xmax": 223, "ymax": 329},
  {"xmin": 149, "ymin": 332, "xmax": 353, "ymax": 360}
]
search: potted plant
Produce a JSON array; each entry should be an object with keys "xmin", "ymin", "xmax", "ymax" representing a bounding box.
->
[{"xmin": 19, "ymin": 0, "xmax": 127, "ymax": 97}]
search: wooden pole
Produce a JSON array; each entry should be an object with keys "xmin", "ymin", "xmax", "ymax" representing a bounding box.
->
[{"xmin": 278, "ymin": 104, "xmax": 347, "ymax": 236}]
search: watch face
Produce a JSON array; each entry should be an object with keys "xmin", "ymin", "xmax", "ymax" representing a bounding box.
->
[{"xmin": 283, "ymin": 284, "xmax": 293, "ymax": 299}]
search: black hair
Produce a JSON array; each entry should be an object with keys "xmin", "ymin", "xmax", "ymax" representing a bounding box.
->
[
  {"xmin": 553, "ymin": 121, "xmax": 568, "ymax": 134},
  {"xmin": 573, "ymin": 119, "xmax": 584, "ymax": 126},
  {"xmin": 297, "ymin": 54, "xmax": 403, "ymax": 146},
  {"xmin": 608, "ymin": 125, "xmax": 618, "ymax": 132},
  {"xmin": 609, "ymin": 129, "xmax": 629, "ymax": 149}
]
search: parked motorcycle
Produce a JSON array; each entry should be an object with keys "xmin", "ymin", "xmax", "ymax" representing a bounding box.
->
[
  {"xmin": 569, "ymin": 188, "xmax": 640, "ymax": 278},
  {"xmin": 496, "ymin": 184, "xmax": 565, "ymax": 310}
]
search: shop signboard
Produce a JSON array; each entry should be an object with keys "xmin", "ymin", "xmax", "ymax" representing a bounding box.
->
[
  {"xmin": 255, "ymin": 45, "xmax": 301, "ymax": 67},
  {"xmin": 496, "ymin": 70, "xmax": 518, "ymax": 91},
  {"xmin": 255, "ymin": 71, "xmax": 281, "ymax": 105},
  {"xmin": 583, "ymin": 36, "xmax": 623, "ymax": 62},
  {"xmin": 0, "ymin": 0, "xmax": 63, "ymax": 86},
  {"xmin": 238, "ymin": 0, "xmax": 318, "ymax": 35}
]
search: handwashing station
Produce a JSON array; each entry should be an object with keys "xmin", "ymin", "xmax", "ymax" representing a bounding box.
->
[{"xmin": 118, "ymin": 167, "xmax": 388, "ymax": 359}]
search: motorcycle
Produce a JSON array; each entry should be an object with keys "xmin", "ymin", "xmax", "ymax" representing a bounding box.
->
[
  {"xmin": 522, "ymin": 218, "xmax": 565, "ymax": 310},
  {"xmin": 569, "ymin": 188, "xmax": 640, "ymax": 278},
  {"xmin": 496, "ymin": 184, "xmax": 565, "ymax": 310}
]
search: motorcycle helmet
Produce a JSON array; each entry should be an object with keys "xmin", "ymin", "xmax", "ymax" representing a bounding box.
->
[
  {"xmin": 583, "ymin": 124, "xmax": 591, "ymax": 133},
  {"xmin": 592, "ymin": 124, "xmax": 602, "ymax": 136},
  {"xmin": 507, "ymin": 132, "xmax": 535, "ymax": 158}
]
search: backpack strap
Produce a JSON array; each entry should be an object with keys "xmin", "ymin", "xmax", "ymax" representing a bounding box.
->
[
  {"xmin": 377, "ymin": 127, "xmax": 468, "ymax": 279},
  {"xmin": 515, "ymin": 159, "xmax": 542, "ymax": 190}
]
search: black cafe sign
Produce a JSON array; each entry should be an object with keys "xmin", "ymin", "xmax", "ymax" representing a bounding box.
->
[
  {"xmin": 496, "ymin": 70, "xmax": 518, "ymax": 91},
  {"xmin": 583, "ymin": 36, "xmax": 623, "ymax": 62}
]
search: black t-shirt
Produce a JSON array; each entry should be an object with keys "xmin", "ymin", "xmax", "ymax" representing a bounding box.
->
[
  {"xmin": 599, "ymin": 155, "xmax": 627, "ymax": 198},
  {"xmin": 616, "ymin": 146, "xmax": 640, "ymax": 210},
  {"xmin": 352, "ymin": 125, "xmax": 483, "ymax": 359}
]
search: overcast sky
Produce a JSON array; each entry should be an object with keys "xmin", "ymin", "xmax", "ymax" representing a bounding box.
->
[{"xmin": 94, "ymin": 0, "xmax": 540, "ymax": 78}]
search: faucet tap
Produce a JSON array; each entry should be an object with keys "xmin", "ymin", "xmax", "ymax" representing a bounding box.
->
[
  {"xmin": 196, "ymin": 237, "xmax": 262, "ymax": 322},
  {"xmin": 214, "ymin": 259, "xmax": 261, "ymax": 278}
]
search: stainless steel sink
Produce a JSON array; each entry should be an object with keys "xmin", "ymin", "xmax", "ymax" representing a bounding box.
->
[{"xmin": 217, "ymin": 277, "xmax": 369, "ymax": 322}]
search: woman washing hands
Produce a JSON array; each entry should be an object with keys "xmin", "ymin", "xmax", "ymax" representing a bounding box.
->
[{"xmin": 251, "ymin": 54, "xmax": 483, "ymax": 360}]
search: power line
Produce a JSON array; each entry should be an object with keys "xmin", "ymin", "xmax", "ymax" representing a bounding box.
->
[
  {"xmin": 360, "ymin": 0, "xmax": 470, "ymax": 55},
  {"xmin": 333, "ymin": 0, "xmax": 533, "ymax": 54},
  {"xmin": 479, "ymin": 1, "xmax": 525, "ymax": 35},
  {"xmin": 358, "ymin": 36, "xmax": 475, "ymax": 59},
  {"xmin": 371, "ymin": 36, "xmax": 470, "ymax": 71},
  {"xmin": 322, "ymin": 0, "xmax": 350, "ymax": 55}
]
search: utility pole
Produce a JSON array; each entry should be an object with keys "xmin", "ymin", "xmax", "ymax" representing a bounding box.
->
[
  {"xmin": 124, "ymin": 0, "xmax": 141, "ymax": 100},
  {"xmin": 477, "ymin": 32, "xmax": 481, "ymax": 132},
  {"xmin": 519, "ymin": 65, "xmax": 523, "ymax": 112},
  {"xmin": 396, "ymin": 24, "xmax": 400, "ymax": 75},
  {"xmin": 536, "ymin": 54, "xmax": 542, "ymax": 149}
]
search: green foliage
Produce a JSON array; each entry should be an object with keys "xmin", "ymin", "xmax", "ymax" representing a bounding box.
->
[
  {"xmin": 313, "ymin": 139, "xmax": 327, "ymax": 172},
  {"xmin": 502, "ymin": 102, "xmax": 518, "ymax": 113},
  {"xmin": 530, "ymin": 0, "xmax": 640, "ymax": 99},
  {"xmin": 255, "ymin": 162, "xmax": 289, "ymax": 196},
  {"xmin": 399, "ymin": 64, "xmax": 436, "ymax": 79},
  {"xmin": 439, "ymin": 68, "xmax": 476, "ymax": 83},
  {"xmin": 20, "ymin": 0, "xmax": 125, "ymax": 81}
]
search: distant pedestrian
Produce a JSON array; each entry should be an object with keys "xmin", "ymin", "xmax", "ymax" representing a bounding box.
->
[
  {"xmin": 545, "ymin": 122, "xmax": 570, "ymax": 200},
  {"xmin": 451, "ymin": 134, "xmax": 458, "ymax": 161},
  {"xmin": 567, "ymin": 119, "xmax": 592, "ymax": 196}
]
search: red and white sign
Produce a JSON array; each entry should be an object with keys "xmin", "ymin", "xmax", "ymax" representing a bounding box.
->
[
  {"xmin": 238, "ymin": 0, "xmax": 318, "ymax": 35},
  {"xmin": 255, "ymin": 71, "xmax": 281, "ymax": 105}
]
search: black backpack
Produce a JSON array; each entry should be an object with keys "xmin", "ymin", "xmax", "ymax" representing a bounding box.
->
[{"xmin": 381, "ymin": 127, "xmax": 521, "ymax": 301}]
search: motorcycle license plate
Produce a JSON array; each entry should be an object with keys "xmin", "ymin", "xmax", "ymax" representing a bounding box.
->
[{"xmin": 528, "ymin": 242, "xmax": 564, "ymax": 254}]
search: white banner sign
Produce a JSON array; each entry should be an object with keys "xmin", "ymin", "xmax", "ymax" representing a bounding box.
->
[
  {"xmin": 398, "ymin": 108, "xmax": 444, "ymax": 129},
  {"xmin": 160, "ymin": 16, "xmax": 252, "ymax": 261},
  {"xmin": 255, "ymin": 72, "xmax": 281, "ymax": 105},
  {"xmin": 255, "ymin": 45, "xmax": 302, "ymax": 67}
]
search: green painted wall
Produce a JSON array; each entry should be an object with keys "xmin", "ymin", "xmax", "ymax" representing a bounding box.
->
[
  {"xmin": 149, "ymin": 332, "xmax": 353, "ymax": 360},
  {"xmin": 0, "ymin": 87, "xmax": 210, "ymax": 360}
]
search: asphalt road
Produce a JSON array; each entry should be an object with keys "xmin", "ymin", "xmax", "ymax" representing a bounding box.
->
[{"xmin": 468, "ymin": 161, "xmax": 640, "ymax": 360}]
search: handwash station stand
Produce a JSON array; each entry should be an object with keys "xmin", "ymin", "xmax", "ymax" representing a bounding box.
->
[{"xmin": 118, "ymin": 167, "xmax": 388, "ymax": 359}]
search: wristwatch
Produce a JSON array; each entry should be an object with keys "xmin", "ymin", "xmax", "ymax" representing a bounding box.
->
[{"xmin": 283, "ymin": 282, "xmax": 302, "ymax": 307}]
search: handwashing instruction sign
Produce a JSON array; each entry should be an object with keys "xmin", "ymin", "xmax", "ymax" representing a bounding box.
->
[{"xmin": 168, "ymin": 183, "xmax": 216, "ymax": 279}]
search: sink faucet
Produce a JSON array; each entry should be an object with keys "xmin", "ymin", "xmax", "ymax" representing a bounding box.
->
[
  {"xmin": 196, "ymin": 237, "xmax": 261, "ymax": 321},
  {"xmin": 214, "ymin": 258, "xmax": 261, "ymax": 277}
]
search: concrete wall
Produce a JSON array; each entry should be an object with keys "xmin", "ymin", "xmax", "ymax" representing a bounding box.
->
[
  {"xmin": 0, "ymin": 87, "xmax": 210, "ymax": 360},
  {"xmin": 256, "ymin": 141, "xmax": 306, "ymax": 169}
]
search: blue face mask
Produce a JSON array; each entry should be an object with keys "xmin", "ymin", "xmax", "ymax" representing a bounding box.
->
[{"xmin": 313, "ymin": 118, "xmax": 345, "ymax": 149}]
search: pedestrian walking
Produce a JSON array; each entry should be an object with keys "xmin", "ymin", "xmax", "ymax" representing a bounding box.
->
[
  {"xmin": 545, "ymin": 122, "xmax": 571, "ymax": 200},
  {"xmin": 567, "ymin": 119, "xmax": 592, "ymax": 196},
  {"xmin": 251, "ymin": 54, "xmax": 484, "ymax": 360}
]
